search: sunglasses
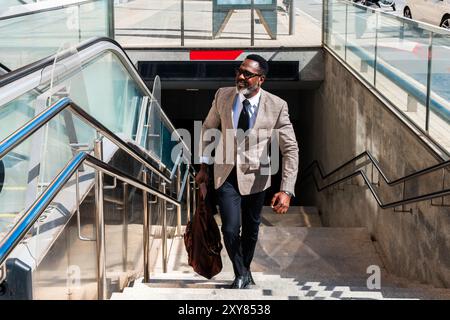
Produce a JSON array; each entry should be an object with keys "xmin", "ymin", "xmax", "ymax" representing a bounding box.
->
[{"xmin": 235, "ymin": 67, "xmax": 262, "ymax": 79}]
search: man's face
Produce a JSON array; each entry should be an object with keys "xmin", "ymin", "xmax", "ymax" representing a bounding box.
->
[{"xmin": 235, "ymin": 59, "xmax": 265, "ymax": 98}]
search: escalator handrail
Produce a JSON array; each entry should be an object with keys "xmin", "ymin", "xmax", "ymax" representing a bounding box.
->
[
  {"xmin": 0, "ymin": 151, "xmax": 181, "ymax": 269},
  {"xmin": 0, "ymin": 97, "xmax": 171, "ymax": 183},
  {"xmin": 0, "ymin": 36, "xmax": 191, "ymax": 159}
]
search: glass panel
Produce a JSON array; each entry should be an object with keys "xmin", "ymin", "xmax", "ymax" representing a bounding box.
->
[
  {"xmin": 0, "ymin": 109, "xmax": 95, "ymax": 240},
  {"xmin": 161, "ymin": 120, "xmax": 177, "ymax": 171},
  {"xmin": 428, "ymin": 32, "xmax": 450, "ymax": 150},
  {"xmin": 0, "ymin": 50, "xmax": 147, "ymax": 151},
  {"xmin": 115, "ymin": 0, "xmax": 322, "ymax": 48},
  {"xmin": 345, "ymin": 3, "xmax": 376, "ymax": 84},
  {"xmin": 103, "ymin": 173, "xmax": 144, "ymax": 299},
  {"xmin": 325, "ymin": 0, "xmax": 347, "ymax": 59},
  {"xmin": 141, "ymin": 76, "xmax": 162, "ymax": 160},
  {"xmin": 114, "ymin": 0, "xmax": 181, "ymax": 47},
  {"xmin": 0, "ymin": 0, "xmax": 26, "ymax": 12},
  {"xmin": 0, "ymin": 0, "xmax": 108, "ymax": 70},
  {"xmin": 70, "ymin": 51, "xmax": 146, "ymax": 141},
  {"xmin": 0, "ymin": 91, "xmax": 40, "ymax": 142},
  {"xmin": 375, "ymin": 13, "xmax": 431, "ymax": 131},
  {"xmin": 4, "ymin": 161, "xmax": 98, "ymax": 300}
]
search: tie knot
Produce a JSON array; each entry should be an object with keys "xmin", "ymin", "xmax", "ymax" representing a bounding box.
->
[{"xmin": 242, "ymin": 99, "xmax": 250, "ymax": 112}]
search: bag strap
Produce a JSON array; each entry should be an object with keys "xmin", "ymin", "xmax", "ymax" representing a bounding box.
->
[{"xmin": 199, "ymin": 182, "xmax": 207, "ymax": 200}]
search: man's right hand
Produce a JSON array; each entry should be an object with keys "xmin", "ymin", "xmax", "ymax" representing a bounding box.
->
[{"xmin": 195, "ymin": 164, "xmax": 209, "ymax": 185}]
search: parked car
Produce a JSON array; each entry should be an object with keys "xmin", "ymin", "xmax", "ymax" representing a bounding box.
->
[
  {"xmin": 353, "ymin": 0, "xmax": 396, "ymax": 11},
  {"xmin": 404, "ymin": 0, "xmax": 450, "ymax": 29}
]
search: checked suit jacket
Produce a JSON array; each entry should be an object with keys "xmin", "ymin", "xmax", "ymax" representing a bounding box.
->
[{"xmin": 199, "ymin": 87, "xmax": 299, "ymax": 196}]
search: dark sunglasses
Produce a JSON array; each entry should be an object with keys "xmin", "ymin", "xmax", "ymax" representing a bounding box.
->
[{"xmin": 235, "ymin": 67, "xmax": 262, "ymax": 79}]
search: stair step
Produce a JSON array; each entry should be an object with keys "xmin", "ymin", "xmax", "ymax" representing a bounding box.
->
[
  {"xmin": 147, "ymin": 272, "xmax": 285, "ymax": 282},
  {"xmin": 111, "ymin": 292, "xmax": 296, "ymax": 300},
  {"xmin": 137, "ymin": 279, "xmax": 300, "ymax": 291},
  {"xmin": 260, "ymin": 206, "xmax": 322, "ymax": 227},
  {"xmin": 114, "ymin": 287, "xmax": 284, "ymax": 300},
  {"xmin": 213, "ymin": 206, "xmax": 322, "ymax": 228}
]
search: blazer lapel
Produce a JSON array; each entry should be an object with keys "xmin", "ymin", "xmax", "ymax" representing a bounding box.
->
[
  {"xmin": 252, "ymin": 89, "xmax": 267, "ymax": 131},
  {"xmin": 223, "ymin": 90, "xmax": 236, "ymax": 130}
]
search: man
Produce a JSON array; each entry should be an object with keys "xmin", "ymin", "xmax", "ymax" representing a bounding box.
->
[{"xmin": 196, "ymin": 54, "xmax": 299, "ymax": 289}]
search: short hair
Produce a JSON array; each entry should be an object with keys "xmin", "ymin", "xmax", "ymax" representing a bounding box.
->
[{"xmin": 245, "ymin": 54, "xmax": 269, "ymax": 76}]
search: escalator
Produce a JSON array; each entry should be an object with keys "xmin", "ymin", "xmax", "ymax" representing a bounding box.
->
[{"xmin": 0, "ymin": 37, "xmax": 194, "ymax": 299}]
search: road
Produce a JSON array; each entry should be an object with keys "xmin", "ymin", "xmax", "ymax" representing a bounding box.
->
[{"xmin": 293, "ymin": 0, "xmax": 406, "ymax": 24}]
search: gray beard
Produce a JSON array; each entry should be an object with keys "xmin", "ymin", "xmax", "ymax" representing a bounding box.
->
[{"xmin": 237, "ymin": 84, "xmax": 259, "ymax": 97}]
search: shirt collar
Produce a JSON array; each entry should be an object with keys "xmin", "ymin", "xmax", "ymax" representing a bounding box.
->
[{"xmin": 237, "ymin": 89, "xmax": 261, "ymax": 109}]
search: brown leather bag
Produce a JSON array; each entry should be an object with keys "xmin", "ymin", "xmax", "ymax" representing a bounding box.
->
[{"xmin": 184, "ymin": 182, "xmax": 223, "ymax": 279}]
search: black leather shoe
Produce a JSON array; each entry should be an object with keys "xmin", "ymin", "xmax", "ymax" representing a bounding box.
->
[
  {"xmin": 230, "ymin": 275, "xmax": 251, "ymax": 289},
  {"xmin": 248, "ymin": 271, "xmax": 256, "ymax": 285}
]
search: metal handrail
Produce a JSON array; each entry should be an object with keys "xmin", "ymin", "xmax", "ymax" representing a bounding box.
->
[
  {"xmin": 0, "ymin": 97, "xmax": 171, "ymax": 183},
  {"xmin": 0, "ymin": 96, "xmax": 197, "ymax": 298},
  {"xmin": 303, "ymin": 151, "xmax": 450, "ymax": 208},
  {"xmin": 303, "ymin": 150, "xmax": 450, "ymax": 187},
  {"xmin": 0, "ymin": 152, "xmax": 182, "ymax": 296}
]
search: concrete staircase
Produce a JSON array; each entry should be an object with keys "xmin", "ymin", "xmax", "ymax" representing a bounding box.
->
[{"xmin": 111, "ymin": 206, "xmax": 450, "ymax": 300}]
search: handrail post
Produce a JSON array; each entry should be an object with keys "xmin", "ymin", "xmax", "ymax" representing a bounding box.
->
[
  {"xmin": 344, "ymin": 1, "xmax": 348, "ymax": 61},
  {"xmin": 192, "ymin": 179, "xmax": 197, "ymax": 216},
  {"xmin": 181, "ymin": 0, "xmax": 185, "ymax": 46},
  {"xmin": 176, "ymin": 164, "xmax": 182, "ymax": 237},
  {"xmin": 373, "ymin": 11, "xmax": 379, "ymax": 86},
  {"xmin": 160, "ymin": 181, "xmax": 167, "ymax": 273},
  {"xmin": 251, "ymin": 0, "xmax": 255, "ymax": 46},
  {"xmin": 289, "ymin": 0, "xmax": 295, "ymax": 35},
  {"xmin": 425, "ymin": 32, "xmax": 433, "ymax": 132},
  {"xmin": 143, "ymin": 170, "xmax": 150, "ymax": 282},
  {"xmin": 107, "ymin": 0, "xmax": 115, "ymax": 39},
  {"xmin": 186, "ymin": 170, "xmax": 191, "ymax": 222},
  {"xmin": 322, "ymin": 0, "xmax": 326, "ymax": 45},
  {"xmin": 122, "ymin": 182, "xmax": 128, "ymax": 271},
  {"xmin": 94, "ymin": 138, "xmax": 107, "ymax": 300}
]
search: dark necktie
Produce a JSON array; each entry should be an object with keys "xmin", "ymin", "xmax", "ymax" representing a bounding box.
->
[{"xmin": 237, "ymin": 99, "xmax": 250, "ymax": 132}]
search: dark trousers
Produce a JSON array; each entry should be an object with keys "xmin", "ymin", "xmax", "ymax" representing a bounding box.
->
[{"xmin": 216, "ymin": 168, "xmax": 266, "ymax": 277}]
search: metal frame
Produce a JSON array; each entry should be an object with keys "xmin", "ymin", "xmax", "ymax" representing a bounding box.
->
[
  {"xmin": 0, "ymin": 152, "xmax": 183, "ymax": 299},
  {"xmin": 0, "ymin": 96, "xmax": 198, "ymax": 299}
]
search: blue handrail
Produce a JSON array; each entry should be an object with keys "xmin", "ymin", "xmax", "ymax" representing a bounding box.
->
[{"xmin": 0, "ymin": 97, "xmax": 171, "ymax": 183}]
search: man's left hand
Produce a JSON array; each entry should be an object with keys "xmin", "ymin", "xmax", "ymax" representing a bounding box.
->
[{"xmin": 270, "ymin": 192, "xmax": 291, "ymax": 214}]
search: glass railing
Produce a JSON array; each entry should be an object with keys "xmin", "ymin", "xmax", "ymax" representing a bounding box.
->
[
  {"xmin": 0, "ymin": 0, "xmax": 111, "ymax": 70},
  {"xmin": 113, "ymin": 0, "xmax": 322, "ymax": 48},
  {"xmin": 0, "ymin": 39, "xmax": 191, "ymax": 240},
  {"xmin": 324, "ymin": 0, "xmax": 450, "ymax": 152},
  {"xmin": 0, "ymin": 106, "xmax": 95, "ymax": 239}
]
